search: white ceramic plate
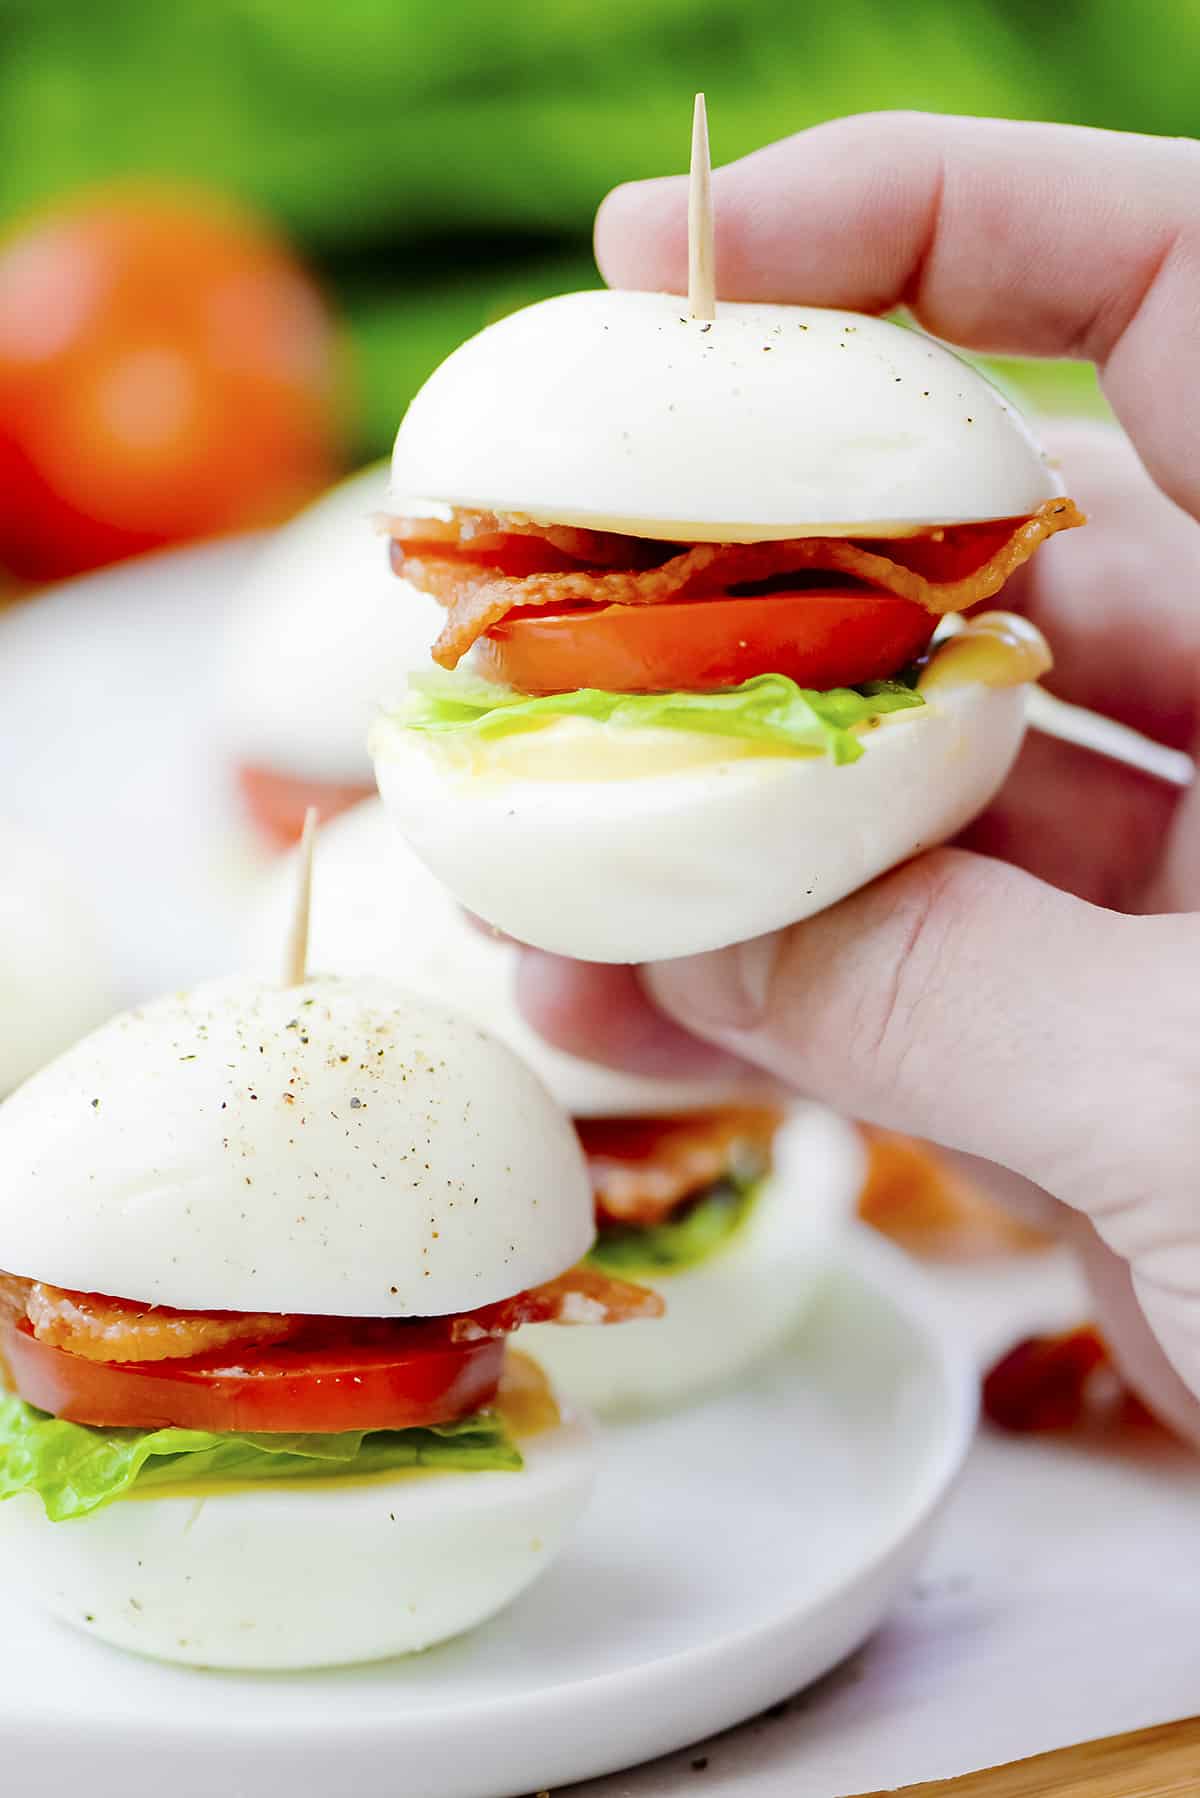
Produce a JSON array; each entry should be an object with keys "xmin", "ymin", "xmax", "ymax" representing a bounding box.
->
[
  {"xmin": 1, "ymin": 545, "xmax": 971, "ymax": 1794},
  {"xmin": 0, "ymin": 1228, "xmax": 974, "ymax": 1798}
]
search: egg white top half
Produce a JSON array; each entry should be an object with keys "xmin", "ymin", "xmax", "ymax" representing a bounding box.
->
[
  {"xmin": 0, "ymin": 973, "xmax": 593, "ymax": 1315},
  {"xmin": 390, "ymin": 289, "xmax": 1061, "ymax": 540}
]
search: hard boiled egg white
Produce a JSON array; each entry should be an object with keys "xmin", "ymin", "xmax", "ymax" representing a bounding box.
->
[
  {"xmin": 373, "ymin": 672, "xmax": 1029, "ymax": 963},
  {"xmin": 391, "ymin": 291, "xmax": 1061, "ymax": 541},
  {"xmin": 0, "ymin": 826, "xmax": 115, "ymax": 1095},
  {"xmin": 0, "ymin": 973, "xmax": 592, "ymax": 1315},
  {"xmin": 0, "ymin": 1385, "xmax": 593, "ymax": 1668},
  {"xmin": 522, "ymin": 1104, "xmax": 864, "ymax": 1415},
  {"xmin": 224, "ymin": 463, "xmax": 440, "ymax": 786}
]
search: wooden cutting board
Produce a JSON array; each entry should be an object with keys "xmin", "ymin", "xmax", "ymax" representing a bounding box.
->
[{"xmin": 850, "ymin": 1717, "xmax": 1200, "ymax": 1796}]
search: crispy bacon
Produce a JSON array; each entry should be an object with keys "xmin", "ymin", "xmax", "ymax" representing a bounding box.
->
[
  {"xmin": 579, "ymin": 1108, "xmax": 782, "ymax": 1228},
  {"xmin": 980, "ymin": 1326, "xmax": 1171, "ymax": 1438},
  {"xmin": 399, "ymin": 543, "xmax": 727, "ymax": 669},
  {"xmin": 452, "ymin": 1266, "xmax": 664, "ymax": 1339},
  {"xmin": 20, "ymin": 1284, "xmax": 301, "ymax": 1364},
  {"xmin": 857, "ymin": 1130, "xmax": 1050, "ymax": 1261},
  {"xmin": 0, "ymin": 1264, "xmax": 661, "ymax": 1367},
  {"xmin": 387, "ymin": 501, "xmax": 1084, "ymax": 670}
]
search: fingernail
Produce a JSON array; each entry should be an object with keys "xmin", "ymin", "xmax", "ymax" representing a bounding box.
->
[{"xmin": 647, "ymin": 932, "xmax": 783, "ymax": 1035}]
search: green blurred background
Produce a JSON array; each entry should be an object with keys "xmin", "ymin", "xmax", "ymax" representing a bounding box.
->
[{"xmin": 8, "ymin": 0, "xmax": 1187, "ymax": 462}]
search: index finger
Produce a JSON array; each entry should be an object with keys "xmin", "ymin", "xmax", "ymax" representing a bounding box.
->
[{"xmin": 595, "ymin": 112, "xmax": 1200, "ymax": 520}]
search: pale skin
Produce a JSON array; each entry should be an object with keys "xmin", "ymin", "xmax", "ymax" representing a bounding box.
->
[{"xmin": 517, "ymin": 114, "xmax": 1200, "ymax": 1442}]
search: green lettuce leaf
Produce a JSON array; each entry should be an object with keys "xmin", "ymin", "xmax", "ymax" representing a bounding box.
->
[
  {"xmin": 397, "ymin": 669, "xmax": 924, "ymax": 766},
  {"xmin": 587, "ymin": 1177, "xmax": 759, "ymax": 1277},
  {"xmin": 0, "ymin": 1393, "xmax": 521, "ymax": 1523}
]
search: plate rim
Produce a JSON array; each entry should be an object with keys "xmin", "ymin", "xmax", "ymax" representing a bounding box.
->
[{"xmin": 1, "ymin": 1228, "xmax": 976, "ymax": 1771}]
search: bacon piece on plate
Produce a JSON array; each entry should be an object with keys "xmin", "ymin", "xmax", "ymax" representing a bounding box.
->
[
  {"xmin": 858, "ymin": 1129, "xmax": 1050, "ymax": 1261},
  {"xmin": 978, "ymin": 1325, "xmax": 1174, "ymax": 1437}
]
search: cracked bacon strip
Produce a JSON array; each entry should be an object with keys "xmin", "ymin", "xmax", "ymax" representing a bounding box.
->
[
  {"xmin": 857, "ymin": 1129, "xmax": 1051, "ymax": 1261},
  {"xmin": 981, "ymin": 1325, "xmax": 1166, "ymax": 1438},
  {"xmin": 579, "ymin": 1108, "xmax": 782, "ymax": 1228},
  {"xmin": 388, "ymin": 500, "xmax": 1084, "ymax": 670},
  {"xmin": 398, "ymin": 543, "xmax": 728, "ymax": 669},
  {"xmin": 0, "ymin": 1279, "xmax": 304, "ymax": 1363},
  {"xmin": 0, "ymin": 1264, "xmax": 661, "ymax": 1364},
  {"xmin": 453, "ymin": 1266, "xmax": 665, "ymax": 1338}
]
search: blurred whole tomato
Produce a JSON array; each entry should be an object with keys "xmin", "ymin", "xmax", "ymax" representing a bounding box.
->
[{"xmin": 0, "ymin": 188, "xmax": 344, "ymax": 583}]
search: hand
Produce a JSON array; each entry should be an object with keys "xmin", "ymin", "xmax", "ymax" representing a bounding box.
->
[{"xmin": 519, "ymin": 114, "xmax": 1200, "ymax": 1441}]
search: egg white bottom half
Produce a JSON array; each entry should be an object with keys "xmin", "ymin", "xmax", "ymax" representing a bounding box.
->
[
  {"xmin": 524, "ymin": 1106, "xmax": 864, "ymax": 1416},
  {"xmin": 0, "ymin": 1390, "xmax": 594, "ymax": 1670},
  {"xmin": 373, "ymin": 679, "xmax": 1030, "ymax": 962}
]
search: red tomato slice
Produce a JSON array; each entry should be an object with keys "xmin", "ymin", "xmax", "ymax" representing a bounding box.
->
[
  {"xmin": 236, "ymin": 764, "xmax": 374, "ymax": 849},
  {"xmin": 2, "ymin": 1316, "xmax": 504, "ymax": 1434},
  {"xmin": 475, "ymin": 589, "xmax": 937, "ymax": 695}
]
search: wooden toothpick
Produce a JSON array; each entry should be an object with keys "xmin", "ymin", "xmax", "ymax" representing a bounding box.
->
[
  {"xmin": 282, "ymin": 806, "xmax": 317, "ymax": 986},
  {"xmin": 688, "ymin": 92, "xmax": 715, "ymax": 321}
]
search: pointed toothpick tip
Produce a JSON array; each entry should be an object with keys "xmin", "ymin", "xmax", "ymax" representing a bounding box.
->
[
  {"xmin": 688, "ymin": 91, "xmax": 715, "ymax": 322},
  {"xmin": 282, "ymin": 806, "xmax": 318, "ymax": 987}
]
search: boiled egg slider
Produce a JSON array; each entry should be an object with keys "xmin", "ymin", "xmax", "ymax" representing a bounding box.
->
[
  {"xmin": 224, "ymin": 464, "xmax": 441, "ymax": 847},
  {"xmin": 0, "ymin": 824, "xmax": 115, "ymax": 1096},
  {"xmin": 371, "ymin": 101, "xmax": 1082, "ymax": 963},
  {"xmin": 246, "ymin": 799, "xmax": 864, "ymax": 1414},
  {"xmin": 0, "ymin": 823, "xmax": 658, "ymax": 1669}
]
